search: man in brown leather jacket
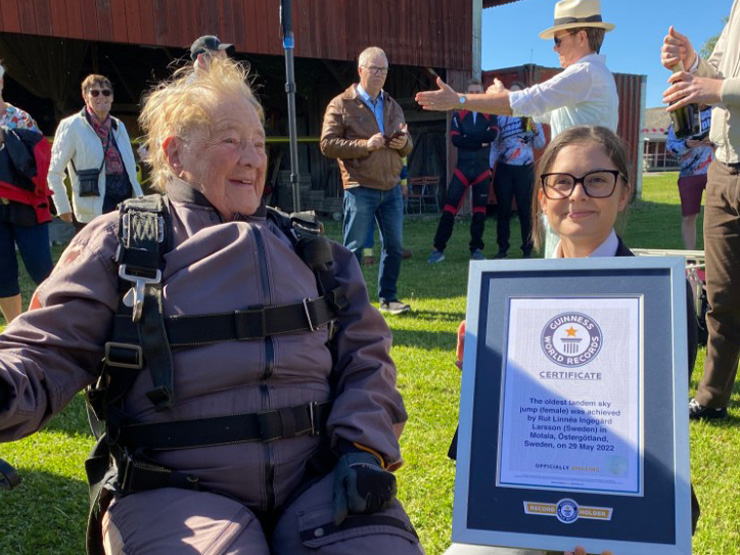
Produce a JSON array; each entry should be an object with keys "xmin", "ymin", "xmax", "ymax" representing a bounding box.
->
[{"xmin": 321, "ymin": 46, "xmax": 413, "ymax": 315}]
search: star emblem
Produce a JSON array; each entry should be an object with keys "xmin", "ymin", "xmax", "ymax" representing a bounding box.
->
[{"xmin": 565, "ymin": 326, "xmax": 578, "ymax": 337}]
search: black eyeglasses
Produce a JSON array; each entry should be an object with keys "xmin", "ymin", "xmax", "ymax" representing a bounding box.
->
[
  {"xmin": 89, "ymin": 89, "xmax": 112, "ymax": 97},
  {"xmin": 553, "ymin": 32, "xmax": 575, "ymax": 47},
  {"xmin": 541, "ymin": 170, "xmax": 625, "ymax": 199},
  {"xmin": 363, "ymin": 65, "xmax": 389, "ymax": 76}
]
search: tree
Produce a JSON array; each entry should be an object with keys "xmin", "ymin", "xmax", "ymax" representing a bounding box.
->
[{"xmin": 700, "ymin": 16, "xmax": 729, "ymax": 58}]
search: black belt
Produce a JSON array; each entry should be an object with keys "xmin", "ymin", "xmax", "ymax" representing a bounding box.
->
[{"xmin": 115, "ymin": 401, "xmax": 332, "ymax": 451}]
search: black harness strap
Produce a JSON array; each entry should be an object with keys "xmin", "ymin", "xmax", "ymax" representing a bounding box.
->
[
  {"xmin": 118, "ymin": 401, "xmax": 332, "ymax": 451},
  {"xmin": 106, "ymin": 297, "xmax": 336, "ymax": 349},
  {"xmin": 115, "ymin": 195, "xmax": 174, "ymax": 411}
]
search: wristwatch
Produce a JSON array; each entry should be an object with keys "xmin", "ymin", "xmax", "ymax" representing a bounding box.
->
[{"xmin": 458, "ymin": 94, "xmax": 467, "ymax": 105}]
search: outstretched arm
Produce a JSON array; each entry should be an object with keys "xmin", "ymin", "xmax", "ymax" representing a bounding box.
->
[{"xmin": 416, "ymin": 77, "xmax": 513, "ymax": 115}]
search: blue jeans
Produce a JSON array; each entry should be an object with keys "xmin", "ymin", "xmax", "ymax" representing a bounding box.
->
[
  {"xmin": 0, "ymin": 217, "xmax": 52, "ymax": 297},
  {"xmin": 343, "ymin": 185, "xmax": 404, "ymax": 302}
]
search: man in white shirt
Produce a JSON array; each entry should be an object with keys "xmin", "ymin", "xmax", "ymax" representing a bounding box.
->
[
  {"xmin": 417, "ymin": 0, "xmax": 618, "ymax": 259},
  {"xmin": 416, "ymin": 0, "xmax": 618, "ymax": 138}
]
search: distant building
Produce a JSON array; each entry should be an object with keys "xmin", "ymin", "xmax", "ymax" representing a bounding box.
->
[{"xmin": 642, "ymin": 107, "xmax": 679, "ymax": 172}]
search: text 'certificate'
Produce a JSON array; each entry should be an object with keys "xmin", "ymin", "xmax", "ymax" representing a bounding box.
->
[{"xmin": 498, "ymin": 297, "xmax": 643, "ymax": 496}]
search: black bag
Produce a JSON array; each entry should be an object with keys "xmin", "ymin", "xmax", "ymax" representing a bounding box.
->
[
  {"xmin": 71, "ymin": 129, "xmax": 111, "ymax": 197},
  {"xmin": 72, "ymin": 160, "xmax": 104, "ymax": 198}
]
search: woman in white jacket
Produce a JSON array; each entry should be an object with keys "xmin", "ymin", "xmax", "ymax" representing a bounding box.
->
[{"xmin": 48, "ymin": 74, "xmax": 142, "ymax": 228}]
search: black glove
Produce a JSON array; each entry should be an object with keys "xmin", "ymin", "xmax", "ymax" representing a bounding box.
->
[{"xmin": 332, "ymin": 451, "xmax": 397, "ymax": 526}]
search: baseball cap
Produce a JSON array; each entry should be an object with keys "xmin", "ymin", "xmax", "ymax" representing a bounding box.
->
[{"xmin": 190, "ymin": 35, "xmax": 234, "ymax": 60}]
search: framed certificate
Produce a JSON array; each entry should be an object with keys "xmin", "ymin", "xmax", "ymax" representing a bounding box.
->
[{"xmin": 452, "ymin": 257, "xmax": 692, "ymax": 555}]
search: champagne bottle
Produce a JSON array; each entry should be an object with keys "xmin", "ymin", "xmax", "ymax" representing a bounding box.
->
[{"xmin": 670, "ymin": 62, "xmax": 701, "ymax": 139}]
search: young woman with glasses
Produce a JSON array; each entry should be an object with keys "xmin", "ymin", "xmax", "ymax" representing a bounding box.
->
[{"xmin": 450, "ymin": 127, "xmax": 700, "ymax": 554}]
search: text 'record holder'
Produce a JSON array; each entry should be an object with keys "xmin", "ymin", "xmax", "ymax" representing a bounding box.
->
[{"xmin": 452, "ymin": 257, "xmax": 692, "ymax": 555}]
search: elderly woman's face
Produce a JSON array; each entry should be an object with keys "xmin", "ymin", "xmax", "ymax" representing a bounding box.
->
[
  {"xmin": 83, "ymin": 82, "xmax": 113, "ymax": 118},
  {"xmin": 172, "ymin": 93, "xmax": 267, "ymax": 219}
]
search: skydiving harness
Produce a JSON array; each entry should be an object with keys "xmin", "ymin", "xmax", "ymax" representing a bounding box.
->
[{"xmin": 83, "ymin": 194, "xmax": 348, "ymax": 554}]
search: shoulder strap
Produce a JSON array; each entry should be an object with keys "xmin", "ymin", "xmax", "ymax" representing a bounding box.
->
[
  {"xmin": 113, "ymin": 194, "xmax": 174, "ymax": 411},
  {"xmin": 267, "ymin": 206, "xmax": 348, "ymax": 316}
]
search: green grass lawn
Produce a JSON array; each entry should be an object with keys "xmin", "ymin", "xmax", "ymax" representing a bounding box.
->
[{"xmin": 1, "ymin": 172, "xmax": 737, "ymax": 554}]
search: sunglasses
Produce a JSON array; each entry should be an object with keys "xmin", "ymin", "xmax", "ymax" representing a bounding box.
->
[
  {"xmin": 553, "ymin": 32, "xmax": 575, "ymax": 47},
  {"xmin": 89, "ymin": 89, "xmax": 112, "ymax": 97}
]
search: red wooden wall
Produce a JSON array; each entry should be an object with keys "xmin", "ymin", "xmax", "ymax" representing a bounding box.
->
[{"xmin": 0, "ymin": 0, "xmax": 473, "ymax": 70}]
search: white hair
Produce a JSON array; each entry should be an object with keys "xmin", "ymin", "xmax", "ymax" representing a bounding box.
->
[{"xmin": 358, "ymin": 46, "xmax": 387, "ymax": 68}]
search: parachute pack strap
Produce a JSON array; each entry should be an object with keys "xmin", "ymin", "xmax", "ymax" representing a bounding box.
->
[
  {"xmin": 84, "ymin": 436, "xmax": 115, "ymax": 555},
  {"xmin": 115, "ymin": 194, "xmax": 174, "ymax": 411}
]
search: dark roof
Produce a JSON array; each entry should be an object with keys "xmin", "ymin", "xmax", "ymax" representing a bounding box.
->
[{"xmin": 484, "ymin": 0, "xmax": 523, "ymax": 8}]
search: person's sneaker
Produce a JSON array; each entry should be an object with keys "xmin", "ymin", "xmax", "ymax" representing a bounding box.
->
[
  {"xmin": 493, "ymin": 250, "xmax": 508, "ymax": 259},
  {"xmin": 470, "ymin": 249, "xmax": 486, "ymax": 261},
  {"xmin": 427, "ymin": 250, "xmax": 445, "ymax": 264},
  {"xmin": 379, "ymin": 300, "xmax": 411, "ymax": 315},
  {"xmin": 689, "ymin": 398, "xmax": 728, "ymax": 420}
]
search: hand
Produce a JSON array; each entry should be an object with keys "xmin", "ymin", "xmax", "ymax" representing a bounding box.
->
[
  {"xmin": 487, "ymin": 78, "xmax": 506, "ymax": 94},
  {"xmin": 387, "ymin": 123, "xmax": 409, "ymax": 150},
  {"xmin": 685, "ymin": 139, "xmax": 703, "ymax": 148},
  {"xmin": 455, "ymin": 320, "xmax": 466, "ymax": 370},
  {"xmin": 58, "ymin": 212, "xmax": 74, "ymax": 223},
  {"xmin": 415, "ymin": 77, "xmax": 460, "ymax": 112},
  {"xmin": 663, "ymin": 72, "xmax": 723, "ymax": 111},
  {"xmin": 333, "ymin": 451, "xmax": 397, "ymax": 525},
  {"xmin": 367, "ymin": 133, "xmax": 385, "ymax": 152},
  {"xmin": 564, "ymin": 547, "xmax": 613, "ymax": 555},
  {"xmin": 401, "ymin": 184, "xmax": 408, "ymax": 199},
  {"xmin": 661, "ymin": 26, "xmax": 697, "ymax": 71}
]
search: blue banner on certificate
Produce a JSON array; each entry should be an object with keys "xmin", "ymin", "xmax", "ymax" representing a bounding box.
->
[{"xmin": 499, "ymin": 298, "xmax": 642, "ymax": 495}]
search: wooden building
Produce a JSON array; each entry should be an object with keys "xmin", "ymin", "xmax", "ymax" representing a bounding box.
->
[{"xmin": 2, "ymin": 0, "xmax": 517, "ymax": 212}]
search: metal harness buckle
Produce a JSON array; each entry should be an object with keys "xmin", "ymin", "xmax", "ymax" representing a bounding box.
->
[
  {"xmin": 302, "ymin": 298, "xmax": 318, "ymax": 331},
  {"xmin": 308, "ymin": 401, "xmax": 320, "ymax": 436},
  {"xmin": 119, "ymin": 265, "xmax": 162, "ymax": 323}
]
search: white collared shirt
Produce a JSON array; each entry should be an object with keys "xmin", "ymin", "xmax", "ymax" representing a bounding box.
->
[
  {"xmin": 508, "ymin": 54, "xmax": 619, "ymax": 138},
  {"xmin": 554, "ymin": 228, "xmax": 619, "ymax": 258}
]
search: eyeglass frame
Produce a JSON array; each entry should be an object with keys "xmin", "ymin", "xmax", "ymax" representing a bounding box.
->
[
  {"xmin": 362, "ymin": 65, "xmax": 389, "ymax": 76},
  {"xmin": 540, "ymin": 170, "xmax": 626, "ymax": 199},
  {"xmin": 553, "ymin": 31, "xmax": 577, "ymax": 48},
  {"xmin": 88, "ymin": 89, "xmax": 113, "ymax": 97}
]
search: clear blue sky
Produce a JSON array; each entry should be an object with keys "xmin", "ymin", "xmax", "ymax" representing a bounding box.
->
[{"xmin": 481, "ymin": 0, "xmax": 731, "ymax": 109}]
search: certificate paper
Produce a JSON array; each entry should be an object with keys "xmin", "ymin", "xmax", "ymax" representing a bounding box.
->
[{"xmin": 498, "ymin": 297, "xmax": 642, "ymax": 495}]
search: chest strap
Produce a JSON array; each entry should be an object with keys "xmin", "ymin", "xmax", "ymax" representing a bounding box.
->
[
  {"xmin": 113, "ymin": 400, "xmax": 332, "ymax": 451},
  {"xmin": 105, "ymin": 292, "xmax": 342, "ymax": 357}
]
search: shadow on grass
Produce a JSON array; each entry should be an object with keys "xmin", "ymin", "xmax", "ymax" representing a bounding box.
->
[
  {"xmin": 390, "ymin": 327, "xmax": 457, "ymax": 350},
  {"xmin": 44, "ymin": 394, "xmax": 94, "ymax": 438},
  {"xmin": 386, "ymin": 309, "xmax": 466, "ymax": 324}
]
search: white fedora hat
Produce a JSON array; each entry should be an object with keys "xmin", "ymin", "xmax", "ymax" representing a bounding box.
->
[{"xmin": 539, "ymin": 0, "xmax": 615, "ymax": 39}]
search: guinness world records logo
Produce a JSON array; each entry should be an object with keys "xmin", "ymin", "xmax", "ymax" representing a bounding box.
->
[{"xmin": 541, "ymin": 312, "xmax": 603, "ymax": 368}]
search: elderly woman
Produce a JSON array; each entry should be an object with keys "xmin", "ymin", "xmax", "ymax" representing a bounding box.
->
[
  {"xmin": 48, "ymin": 74, "xmax": 142, "ymax": 229},
  {"xmin": 0, "ymin": 61, "xmax": 53, "ymax": 323},
  {"xmin": 0, "ymin": 59, "xmax": 422, "ymax": 554}
]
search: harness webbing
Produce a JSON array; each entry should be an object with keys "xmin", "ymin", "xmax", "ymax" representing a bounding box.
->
[{"xmin": 84, "ymin": 196, "xmax": 346, "ymax": 555}]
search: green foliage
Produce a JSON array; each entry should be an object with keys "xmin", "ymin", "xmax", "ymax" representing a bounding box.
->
[{"xmin": 0, "ymin": 173, "xmax": 736, "ymax": 553}]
